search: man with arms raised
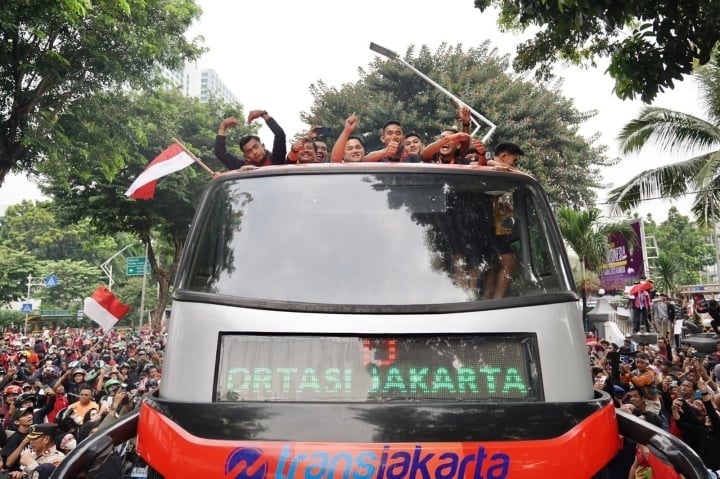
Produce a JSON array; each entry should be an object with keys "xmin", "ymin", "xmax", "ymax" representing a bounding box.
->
[{"xmin": 214, "ymin": 110, "xmax": 287, "ymax": 169}]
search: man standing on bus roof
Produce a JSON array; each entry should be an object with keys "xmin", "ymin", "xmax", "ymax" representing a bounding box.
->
[
  {"xmin": 487, "ymin": 141, "xmax": 524, "ymax": 169},
  {"xmin": 364, "ymin": 120, "xmax": 421, "ymax": 163},
  {"xmin": 214, "ymin": 110, "xmax": 287, "ymax": 170},
  {"xmin": 480, "ymin": 141, "xmax": 525, "ymax": 299}
]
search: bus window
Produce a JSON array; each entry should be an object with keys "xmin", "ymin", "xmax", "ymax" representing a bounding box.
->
[{"xmin": 183, "ymin": 172, "xmax": 571, "ymax": 306}]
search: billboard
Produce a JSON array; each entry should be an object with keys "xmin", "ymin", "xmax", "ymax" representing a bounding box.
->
[{"xmin": 599, "ymin": 220, "xmax": 646, "ymax": 292}]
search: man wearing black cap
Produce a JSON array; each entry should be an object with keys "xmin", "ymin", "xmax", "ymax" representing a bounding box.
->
[
  {"xmin": 488, "ymin": 141, "xmax": 525, "ymax": 169},
  {"xmin": 1, "ymin": 406, "xmax": 33, "ymax": 474},
  {"xmin": 14, "ymin": 423, "xmax": 65, "ymax": 479}
]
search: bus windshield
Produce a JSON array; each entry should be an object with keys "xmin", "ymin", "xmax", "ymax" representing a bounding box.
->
[{"xmin": 183, "ymin": 171, "xmax": 570, "ymax": 305}]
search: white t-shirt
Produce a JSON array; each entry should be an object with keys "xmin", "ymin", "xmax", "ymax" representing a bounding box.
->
[{"xmin": 673, "ymin": 318, "xmax": 684, "ymax": 335}]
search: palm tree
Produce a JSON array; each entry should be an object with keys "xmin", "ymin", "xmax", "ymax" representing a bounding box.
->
[
  {"xmin": 608, "ymin": 53, "xmax": 720, "ymax": 227},
  {"xmin": 652, "ymin": 253, "xmax": 681, "ymax": 296},
  {"xmin": 556, "ymin": 207, "xmax": 638, "ymax": 331}
]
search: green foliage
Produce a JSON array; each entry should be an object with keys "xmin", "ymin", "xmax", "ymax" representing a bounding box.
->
[
  {"xmin": 556, "ymin": 207, "xmax": 637, "ymax": 276},
  {"xmin": 474, "ymin": 0, "xmax": 720, "ymax": 102},
  {"xmin": 113, "ymin": 277, "xmax": 161, "ymax": 328},
  {"xmin": 0, "ymin": 309, "xmax": 23, "ymax": 331},
  {"xmin": 0, "ymin": 0, "xmax": 203, "ymax": 184},
  {"xmin": 31, "ymin": 259, "xmax": 104, "ymax": 309},
  {"xmin": 40, "ymin": 89, "xmax": 245, "ymax": 327},
  {"xmin": 0, "ymin": 200, "xmax": 118, "ymax": 263},
  {"xmin": 0, "ymin": 200, "xmax": 135, "ymax": 308},
  {"xmin": 643, "ymin": 207, "xmax": 716, "ymax": 286},
  {"xmin": 0, "ymin": 246, "xmax": 38, "ymax": 305},
  {"xmin": 305, "ymin": 43, "xmax": 610, "ymax": 208},
  {"xmin": 609, "ymin": 54, "xmax": 720, "ymax": 227},
  {"xmin": 651, "ymin": 254, "xmax": 681, "ymax": 296}
]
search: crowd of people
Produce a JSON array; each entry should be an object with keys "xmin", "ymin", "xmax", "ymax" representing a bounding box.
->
[
  {"xmin": 588, "ymin": 286, "xmax": 720, "ymax": 478},
  {"xmin": 212, "ymin": 103, "xmax": 525, "ymax": 169},
  {"xmin": 4, "ymin": 300, "xmax": 719, "ymax": 477},
  {"xmin": 0, "ymin": 326, "xmax": 163, "ymax": 478}
]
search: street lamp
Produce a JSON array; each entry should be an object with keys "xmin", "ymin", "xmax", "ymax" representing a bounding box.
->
[{"xmin": 100, "ymin": 243, "xmax": 136, "ymax": 290}]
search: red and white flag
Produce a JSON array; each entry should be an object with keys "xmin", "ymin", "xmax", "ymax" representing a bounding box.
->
[
  {"xmin": 83, "ymin": 286, "xmax": 131, "ymax": 331},
  {"xmin": 125, "ymin": 141, "xmax": 195, "ymax": 200}
]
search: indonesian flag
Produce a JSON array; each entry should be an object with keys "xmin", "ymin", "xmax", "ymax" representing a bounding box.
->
[
  {"xmin": 124, "ymin": 141, "xmax": 195, "ymax": 199},
  {"xmin": 83, "ymin": 286, "xmax": 131, "ymax": 331}
]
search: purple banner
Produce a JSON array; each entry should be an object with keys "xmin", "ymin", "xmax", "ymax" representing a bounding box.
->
[{"xmin": 599, "ymin": 220, "xmax": 645, "ymax": 292}]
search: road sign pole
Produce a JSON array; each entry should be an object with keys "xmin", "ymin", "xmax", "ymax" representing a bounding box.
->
[{"xmin": 139, "ymin": 242, "xmax": 149, "ymax": 331}]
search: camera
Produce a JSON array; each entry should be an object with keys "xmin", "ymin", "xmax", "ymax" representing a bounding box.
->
[{"xmin": 120, "ymin": 383, "xmax": 128, "ymax": 391}]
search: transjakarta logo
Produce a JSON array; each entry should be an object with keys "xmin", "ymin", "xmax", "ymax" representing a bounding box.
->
[
  {"xmin": 225, "ymin": 445, "xmax": 510, "ymax": 479},
  {"xmin": 225, "ymin": 447, "xmax": 268, "ymax": 479}
]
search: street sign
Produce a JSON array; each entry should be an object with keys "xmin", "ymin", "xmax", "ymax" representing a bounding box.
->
[
  {"xmin": 127, "ymin": 256, "xmax": 149, "ymax": 276},
  {"xmin": 21, "ymin": 303, "xmax": 33, "ymax": 313},
  {"xmin": 40, "ymin": 309, "xmax": 71, "ymax": 317},
  {"xmin": 77, "ymin": 309, "xmax": 84, "ymax": 320},
  {"xmin": 45, "ymin": 275, "xmax": 58, "ymax": 287}
]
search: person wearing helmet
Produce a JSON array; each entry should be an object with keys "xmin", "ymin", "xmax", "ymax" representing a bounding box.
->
[
  {"xmin": 99, "ymin": 379, "xmax": 122, "ymax": 412},
  {"xmin": 0, "ymin": 384, "xmax": 23, "ymax": 435},
  {"xmin": 54, "ymin": 367, "xmax": 88, "ymax": 404},
  {"xmin": 14, "ymin": 392, "xmax": 36, "ymax": 409},
  {"xmin": 125, "ymin": 357, "xmax": 141, "ymax": 388},
  {"xmin": 0, "ymin": 384, "xmax": 22, "ymax": 421}
]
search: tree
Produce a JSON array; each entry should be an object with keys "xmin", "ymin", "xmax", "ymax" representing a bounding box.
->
[
  {"xmin": 31, "ymin": 259, "xmax": 104, "ymax": 310},
  {"xmin": 643, "ymin": 207, "xmax": 716, "ymax": 286},
  {"xmin": 305, "ymin": 43, "xmax": 611, "ymax": 208},
  {"xmin": 41, "ymin": 89, "xmax": 249, "ymax": 329},
  {"xmin": 0, "ymin": 200, "xmax": 119, "ymax": 264},
  {"xmin": 0, "ymin": 246, "xmax": 38, "ymax": 306},
  {"xmin": 556, "ymin": 207, "xmax": 637, "ymax": 330},
  {"xmin": 608, "ymin": 54, "xmax": 720, "ymax": 227},
  {"xmin": 0, "ymin": 0, "xmax": 203, "ymax": 186},
  {"xmin": 474, "ymin": 0, "xmax": 720, "ymax": 102},
  {"xmin": 652, "ymin": 254, "xmax": 681, "ymax": 296}
]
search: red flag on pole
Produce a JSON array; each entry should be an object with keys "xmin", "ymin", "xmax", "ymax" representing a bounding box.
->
[
  {"xmin": 83, "ymin": 286, "xmax": 131, "ymax": 331},
  {"xmin": 124, "ymin": 141, "xmax": 195, "ymax": 200}
]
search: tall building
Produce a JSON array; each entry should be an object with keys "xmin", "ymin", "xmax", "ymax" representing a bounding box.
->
[{"xmin": 166, "ymin": 62, "xmax": 238, "ymax": 104}]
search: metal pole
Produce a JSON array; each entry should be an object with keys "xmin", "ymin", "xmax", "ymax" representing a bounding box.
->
[
  {"xmin": 369, "ymin": 42, "xmax": 498, "ymax": 142},
  {"xmin": 100, "ymin": 243, "xmax": 135, "ymax": 290},
  {"xmin": 139, "ymin": 242, "xmax": 148, "ymax": 332},
  {"xmin": 25, "ymin": 274, "xmax": 31, "ymax": 336}
]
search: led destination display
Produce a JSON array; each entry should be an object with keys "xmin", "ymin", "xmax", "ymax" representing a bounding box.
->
[{"xmin": 216, "ymin": 335, "xmax": 540, "ymax": 402}]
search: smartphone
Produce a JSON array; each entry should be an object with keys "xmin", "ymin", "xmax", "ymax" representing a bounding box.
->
[
  {"xmin": 315, "ymin": 127, "xmax": 332, "ymax": 138},
  {"xmin": 671, "ymin": 380, "xmax": 678, "ymax": 387}
]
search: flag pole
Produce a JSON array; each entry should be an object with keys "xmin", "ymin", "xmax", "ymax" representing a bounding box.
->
[
  {"xmin": 369, "ymin": 42, "xmax": 497, "ymax": 142},
  {"xmin": 172, "ymin": 137, "xmax": 215, "ymax": 176}
]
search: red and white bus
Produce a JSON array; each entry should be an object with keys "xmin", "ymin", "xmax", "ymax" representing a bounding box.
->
[{"xmin": 54, "ymin": 162, "xmax": 710, "ymax": 478}]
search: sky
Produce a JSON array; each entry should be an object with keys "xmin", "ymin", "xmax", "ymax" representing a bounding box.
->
[{"xmin": 0, "ymin": 0, "xmax": 706, "ymax": 221}]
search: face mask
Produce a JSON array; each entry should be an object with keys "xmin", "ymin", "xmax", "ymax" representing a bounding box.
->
[{"xmin": 61, "ymin": 435, "xmax": 76, "ymax": 451}]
